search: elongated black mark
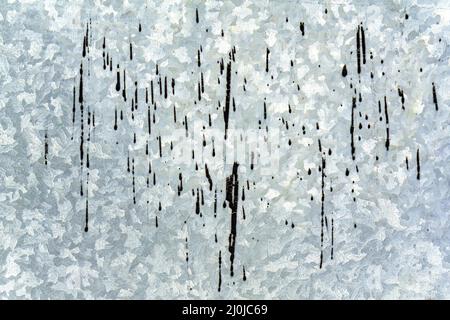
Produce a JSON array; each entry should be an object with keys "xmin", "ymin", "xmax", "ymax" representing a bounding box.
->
[
  {"xmin": 44, "ymin": 131, "xmax": 49, "ymax": 166},
  {"xmin": 164, "ymin": 76, "xmax": 168, "ymax": 99},
  {"xmin": 432, "ymin": 82, "xmax": 439, "ymax": 111},
  {"xmin": 218, "ymin": 250, "xmax": 222, "ymax": 292},
  {"xmin": 214, "ymin": 189, "xmax": 217, "ymax": 217},
  {"xmin": 114, "ymin": 108, "xmax": 118, "ymax": 130},
  {"xmin": 135, "ymin": 81, "xmax": 138, "ymax": 109},
  {"xmin": 82, "ymin": 35, "xmax": 87, "ymax": 58},
  {"xmin": 79, "ymin": 63, "xmax": 83, "ymax": 104},
  {"xmin": 150, "ymin": 80, "xmax": 154, "ymax": 105},
  {"xmin": 132, "ymin": 158, "xmax": 136, "ymax": 205},
  {"xmin": 195, "ymin": 188, "xmax": 200, "ymax": 215},
  {"xmin": 416, "ymin": 148, "xmax": 420, "ymax": 180},
  {"xmin": 84, "ymin": 197, "xmax": 89, "ymax": 232},
  {"xmin": 350, "ymin": 97, "xmax": 356, "ymax": 160},
  {"xmin": 205, "ymin": 164, "xmax": 213, "ymax": 191},
  {"xmin": 122, "ymin": 69, "xmax": 127, "ymax": 102},
  {"xmin": 158, "ymin": 135, "xmax": 162, "ymax": 157},
  {"xmin": 115, "ymin": 65, "xmax": 121, "ymax": 91},
  {"xmin": 185, "ymin": 237, "xmax": 189, "ymax": 263},
  {"xmin": 384, "ymin": 96, "xmax": 390, "ymax": 151},
  {"xmin": 319, "ymin": 157, "xmax": 326, "ymax": 269},
  {"xmin": 129, "ymin": 42, "xmax": 133, "ymax": 60},
  {"xmin": 177, "ymin": 173, "xmax": 183, "ymax": 196},
  {"xmin": 398, "ymin": 88, "xmax": 405, "ymax": 110},
  {"xmin": 331, "ymin": 218, "xmax": 334, "ymax": 260},
  {"xmin": 226, "ymin": 162, "xmax": 239, "ymax": 277},
  {"xmin": 224, "ymin": 61, "xmax": 232, "ymax": 139}
]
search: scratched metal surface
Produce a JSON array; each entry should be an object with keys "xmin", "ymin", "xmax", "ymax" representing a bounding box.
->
[{"xmin": 1, "ymin": 0, "xmax": 450, "ymax": 299}]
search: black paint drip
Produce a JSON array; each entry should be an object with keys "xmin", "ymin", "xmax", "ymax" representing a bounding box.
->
[
  {"xmin": 416, "ymin": 148, "xmax": 420, "ymax": 180},
  {"xmin": 432, "ymin": 82, "xmax": 439, "ymax": 111},
  {"xmin": 384, "ymin": 96, "xmax": 390, "ymax": 151},
  {"xmin": 224, "ymin": 61, "xmax": 232, "ymax": 139},
  {"xmin": 226, "ymin": 162, "xmax": 239, "ymax": 277}
]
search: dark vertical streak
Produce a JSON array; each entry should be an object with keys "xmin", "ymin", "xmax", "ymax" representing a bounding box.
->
[
  {"xmin": 201, "ymin": 72, "xmax": 204, "ymax": 93},
  {"xmin": 263, "ymin": 101, "xmax": 267, "ymax": 120},
  {"xmin": 218, "ymin": 250, "xmax": 222, "ymax": 292},
  {"xmin": 84, "ymin": 197, "xmax": 89, "ymax": 232},
  {"xmin": 331, "ymin": 218, "xmax": 334, "ymax": 260},
  {"xmin": 195, "ymin": 188, "xmax": 200, "ymax": 215},
  {"xmin": 102, "ymin": 37, "xmax": 106, "ymax": 70},
  {"xmin": 177, "ymin": 173, "xmax": 183, "ymax": 196},
  {"xmin": 214, "ymin": 189, "xmax": 217, "ymax": 217},
  {"xmin": 115, "ymin": 65, "xmax": 121, "ymax": 91},
  {"xmin": 384, "ymin": 96, "xmax": 390, "ymax": 151},
  {"xmin": 150, "ymin": 80, "xmax": 154, "ymax": 105},
  {"xmin": 416, "ymin": 148, "xmax": 420, "ymax": 180},
  {"xmin": 319, "ymin": 157, "xmax": 326, "ymax": 269},
  {"xmin": 164, "ymin": 76, "xmax": 168, "ymax": 99},
  {"xmin": 132, "ymin": 158, "xmax": 136, "ymax": 205},
  {"xmin": 226, "ymin": 162, "xmax": 239, "ymax": 277},
  {"xmin": 129, "ymin": 42, "xmax": 133, "ymax": 60},
  {"xmin": 44, "ymin": 131, "xmax": 48, "ymax": 166},
  {"xmin": 82, "ymin": 35, "xmax": 86, "ymax": 58},
  {"xmin": 350, "ymin": 97, "xmax": 356, "ymax": 160},
  {"xmin": 432, "ymin": 82, "xmax": 439, "ymax": 111},
  {"xmin": 185, "ymin": 237, "xmax": 189, "ymax": 264},
  {"xmin": 224, "ymin": 61, "xmax": 232, "ymax": 139},
  {"xmin": 79, "ymin": 63, "xmax": 83, "ymax": 104},
  {"xmin": 80, "ymin": 105, "xmax": 84, "ymax": 169},
  {"xmin": 158, "ymin": 135, "xmax": 162, "ymax": 158},
  {"xmin": 205, "ymin": 164, "xmax": 213, "ymax": 191},
  {"xmin": 398, "ymin": 88, "xmax": 405, "ymax": 110},
  {"xmin": 122, "ymin": 69, "xmax": 127, "ymax": 102},
  {"xmin": 173, "ymin": 105, "xmax": 177, "ymax": 123},
  {"xmin": 135, "ymin": 81, "xmax": 138, "ymax": 109},
  {"xmin": 114, "ymin": 108, "xmax": 118, "ymax": 130}
]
